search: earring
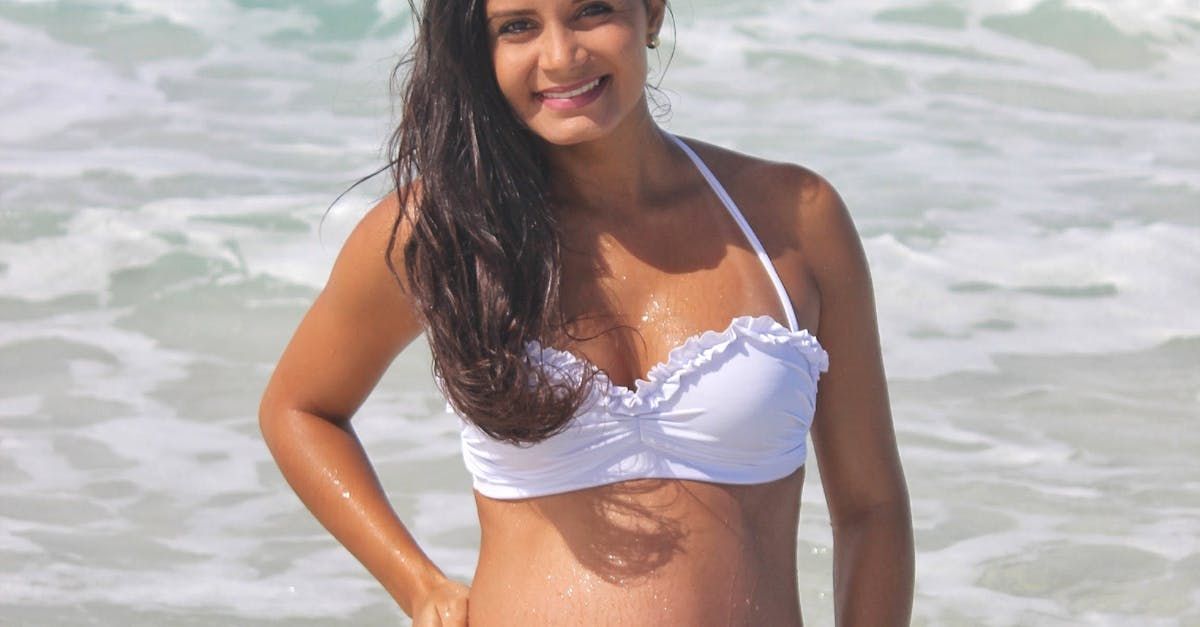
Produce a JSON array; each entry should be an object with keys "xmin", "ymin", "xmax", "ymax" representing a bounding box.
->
[{"xmin": 648, "ymin": 33, "xmax": 660, "ymax": 49}]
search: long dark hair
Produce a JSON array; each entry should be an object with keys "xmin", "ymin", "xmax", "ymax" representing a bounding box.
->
[{"xmin": 384, "ymin": 0, "xmax": 597, "ymax": 444}]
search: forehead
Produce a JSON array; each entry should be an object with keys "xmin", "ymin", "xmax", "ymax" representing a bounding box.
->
[
  {"xmin": 485, "ymin": 0, "xmax": 636, "ymax": 14},
  {"xmin": 484, "ymin": 0, "xmax": 567, "ymax": 11}
]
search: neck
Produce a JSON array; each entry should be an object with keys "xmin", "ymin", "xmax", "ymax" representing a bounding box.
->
[{"xmin": 539, "ymin": 101, "xmax": 679, "ymax": 219}]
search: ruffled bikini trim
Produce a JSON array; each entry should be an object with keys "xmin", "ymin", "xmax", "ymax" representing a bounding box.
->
[{"xmin": 527, "ymin": 314, "xmax": 829, "ymax": 416}]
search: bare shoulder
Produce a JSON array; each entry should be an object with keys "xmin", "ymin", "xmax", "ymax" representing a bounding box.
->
[
  {"xmin": 675, "ymin": 135, "xmax": 842, "ymax": 218},
  {"xmin": 676, "ymin": 135, "xmax": 861, "ymax": 283},
  {"xmin": 758, "ymin": 161, "xmax": 863, "ymax": 286},
  {"xmin": 332, "ymin": 183, "xmax": 421, "ymax": 297},
  {"xmin": 312, "ymin": 184, "xmax": 426, "ymax": 360},
  {"xmin": 349, "ymin": 186, "xmax": 410, "ymax": 260},
  {"xmin": 356, "ymin": 190, "xmax": 406, "ymax": 242},
  {"xmin": 259, "ymin": 186, "xmax": 424, "ymax": 422}
]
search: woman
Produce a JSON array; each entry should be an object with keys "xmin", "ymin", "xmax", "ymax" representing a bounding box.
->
[{"xmin": 259, "ymin": 0, "xmax": 914, "ymax": 624}]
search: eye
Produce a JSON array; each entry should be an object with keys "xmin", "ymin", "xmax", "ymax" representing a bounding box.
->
[
  {"xmin": 579, "ymin": 3, "xmax": 612, "ymax": 18},
  {"xmin": 498, "ymin": 18, "xmax": 535, "ymax": 35}
]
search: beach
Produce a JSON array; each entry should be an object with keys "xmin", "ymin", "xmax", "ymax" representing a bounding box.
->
[{"xmin": 1, "ymin": 0, "xmax": 1198, "ymax": 624}]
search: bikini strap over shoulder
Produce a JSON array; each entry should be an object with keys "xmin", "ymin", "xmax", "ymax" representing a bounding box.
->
[{"xmin": 666, "ymin": 133, "xmax": 801, "ymax": 332}]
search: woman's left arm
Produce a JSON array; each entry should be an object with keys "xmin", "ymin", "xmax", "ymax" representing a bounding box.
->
[{"xmin": 798, "ymin": 173, "xmax": 914, "ymax": 626}]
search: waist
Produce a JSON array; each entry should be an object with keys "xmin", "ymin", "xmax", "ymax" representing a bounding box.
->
[{"xmin": 467, "ymin": 472, "xmax": 805, "ymax": 626}]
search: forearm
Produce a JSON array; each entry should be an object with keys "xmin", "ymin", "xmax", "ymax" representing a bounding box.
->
[
  {"xmin": 830, "ymin": 501, "xmax": 915, "ymax": 626},
  {"xmin": 260, "ymin": 408, "xmax": 446, "ymax": 616}
]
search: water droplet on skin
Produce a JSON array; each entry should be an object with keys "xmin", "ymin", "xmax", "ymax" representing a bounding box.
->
[{"xmin": 341, "ymin": 490, "xmax": 351, "ymax": 499}]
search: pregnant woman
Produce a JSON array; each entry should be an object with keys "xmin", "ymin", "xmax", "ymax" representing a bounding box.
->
[{"xmin": 259, "ymin": 0, "xmax": 914, "ymax": 624}]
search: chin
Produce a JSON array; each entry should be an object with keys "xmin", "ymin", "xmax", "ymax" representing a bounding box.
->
[
  {"xmin": 530, "ymin": 120, "xmax": 612, "ymax": 147},
  {"xmin": 543, "ymin": 130, "xmax": 608, "ymax": 147}
]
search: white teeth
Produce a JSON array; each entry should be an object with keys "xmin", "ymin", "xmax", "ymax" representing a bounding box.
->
[{"xmin": 543, "ymin": 77, "xmax": 601, "ymax": 99}]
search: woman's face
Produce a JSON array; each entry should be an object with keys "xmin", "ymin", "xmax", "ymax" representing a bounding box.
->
[{"xmin": 485, "ymin": 0, "xmax": 660, "ymax": 146}]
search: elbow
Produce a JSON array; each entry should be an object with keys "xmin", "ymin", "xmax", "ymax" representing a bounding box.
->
[
  {"xmin": 257, "ymin": 399, "xmax": 311, "ymax": 466},
  {"xmin": 830, "ymin": 493, "xmax": 912, "ymax": 532},
  {"xmin": 829, "ymin": 498, "xmax": 914, "ymax": 573},
  {"xmin": 258, "ymin": 398, "xmax": 281, "ymax": 449},
  {"xmin": 258, "ymin": 388, "xmax": 277, "ymax": 432},
  {"xmin": 828, "ymin": 468, "xmax": 912, "ymax": 531},
  {"xmin": 257, "ymin": 389, "xmax": 294, "ymax": 446},
  {"xmin": 257, "ymin": 392, "xmax": 346, "ymax": 447}
]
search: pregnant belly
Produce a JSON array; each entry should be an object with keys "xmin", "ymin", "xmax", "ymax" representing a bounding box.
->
[{"xmin": 466, "ymin": 475, "xmax": 805, "ymax": 626}]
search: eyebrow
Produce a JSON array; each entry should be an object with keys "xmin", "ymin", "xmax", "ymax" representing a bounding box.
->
[
  {"xmin": 486, "ymin": 8, "xmax": 534, "ymax": 21},
  {"xmin": 486, "ymin": 0, "xmax": 589, "ymax": 22}
]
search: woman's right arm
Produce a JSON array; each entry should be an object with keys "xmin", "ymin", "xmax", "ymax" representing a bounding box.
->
[{"xmin": 258, "ymin": 193, "xmax": 469, "ymax": 623}]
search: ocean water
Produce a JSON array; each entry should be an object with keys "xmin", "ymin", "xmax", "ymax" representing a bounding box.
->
[{"xmin": 1, "ymin": 0, "xmax": 1197, "ymax": 624}]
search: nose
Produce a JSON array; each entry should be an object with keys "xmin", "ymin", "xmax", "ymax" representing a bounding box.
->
[{"xmin": 540, "ymin": 22, "xmax": 588, "ymax": 74}]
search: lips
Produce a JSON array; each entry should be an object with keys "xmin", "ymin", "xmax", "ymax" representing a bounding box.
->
[
  {"xmin": 537, "ymin": 75, "xmax": 608, "ymax": 100},
  {"xmin": 535, "ymin": 75, "xmax": 609, "ymax": 110}
]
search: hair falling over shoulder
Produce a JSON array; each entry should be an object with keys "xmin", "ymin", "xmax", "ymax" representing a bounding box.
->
[{"xmin": 383, "ymin": 0, "xmax": 594, "ymax": 444}]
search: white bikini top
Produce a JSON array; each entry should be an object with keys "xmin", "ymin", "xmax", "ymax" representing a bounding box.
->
[{"xmin": 450, "ymin": 134, "xmax": 829, "ymax": 499}]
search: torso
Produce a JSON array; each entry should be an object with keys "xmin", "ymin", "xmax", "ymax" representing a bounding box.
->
[
  {"xmin": 469, "ymin": 470, "xmax": 805, "ymax": 626},
  {"xmin": 466, "ymin": 138, "xmax": 824, "ymax": 626}
]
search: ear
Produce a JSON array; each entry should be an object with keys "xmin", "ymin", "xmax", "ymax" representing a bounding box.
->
[{"xmin": 646, "ymin": 0, "xmax": 666, "ymax": 37}]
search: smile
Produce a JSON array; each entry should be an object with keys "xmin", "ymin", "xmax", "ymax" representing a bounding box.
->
[
  {"xmin": 540, "ymin": 77, "xmax": 603, "ymax": 99},
  {"xmin": 536, "ymin": 75, "xmax": 610, "ymax": 110}
]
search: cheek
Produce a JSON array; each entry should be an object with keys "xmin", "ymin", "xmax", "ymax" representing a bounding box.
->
[
  {"xmin": 610, "ymin": 35, "xmax": 649, "ymax": 95},
  {"xmin": 604, "ymin": 26, "xmax": 648, "ymax": 80},
  {"xmin": 491, "ymin": 50, "xmax": 530, "ymax": 110}
]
